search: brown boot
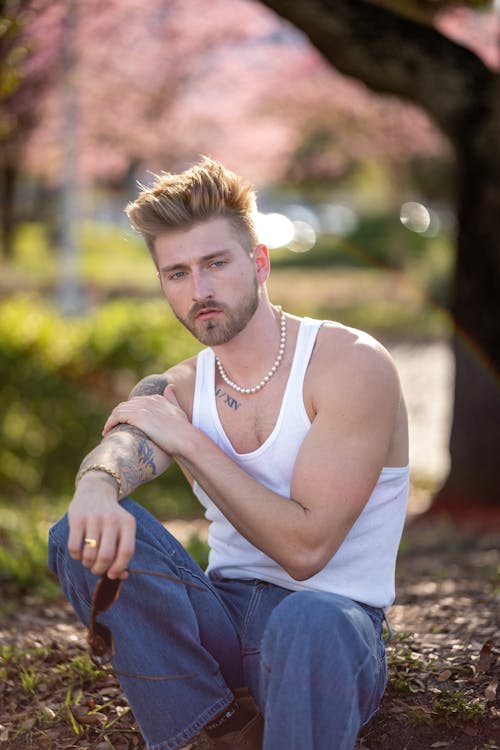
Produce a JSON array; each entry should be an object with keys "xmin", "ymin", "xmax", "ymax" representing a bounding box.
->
[
  {"xmin": 180, "ymin": 690, "xmax": 263, "ymax": 750},
  {"xmin": 212, "ymin": 710, "xmax": 263, "ymax": 748}
]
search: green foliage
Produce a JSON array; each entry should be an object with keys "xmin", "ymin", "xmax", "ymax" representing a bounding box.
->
[
  {"xmin": 387, "ymin": 634, "xmax": 428, "ymax": 694},
  {"xmin": 432, "ymin": 688, "xmax": 486, "ymax": 726},
  {"xmin": 80, "ymin": 220, "xmax": 157, "ymax": 289},
  {"xmin": 10, "ymin": 222, "xmax": 55, "ymax": 280},
  {"xmin": 185, "ymin": 533, "xmax": 210, "ymax": 570},
  {"xmin": 271, "ymin": 211, "xmax": 451, "ymax": 275},
  {"xmin": 54, "ymin": 655, "xmax": 103, "ymax": 687},
  {"xmin": 0, "ymin": 294, "xmax": 201, "ymax": 503},
  {"xmin": 9, "ymin": 220, "xmax": 157, "ymax": 290},
  {"xmin": 20, "ymin": 666, "xmax": 41, "ymax": 694},
  {"xmin": 0, "ymin": 643, "xmax": 50, "ymax": 689},
  {"xmin": 0, "ymin": 502, "xmax": 60, "ymax": 598}
]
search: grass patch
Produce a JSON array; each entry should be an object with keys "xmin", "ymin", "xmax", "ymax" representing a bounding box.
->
[
  {"xmin": 432, "ymin": 688, "xmax": 486, "ymax": 726},
  {"xmin": 387, "ymin": 633, "xmax": 428, "ymax": 695},
  {"xmin": 6, "ymin": 220, "xmax": 156, "ymax": 291},
  {"xmin": 54, "ymin": 655, "xmax": 103, "ymax": 687}
]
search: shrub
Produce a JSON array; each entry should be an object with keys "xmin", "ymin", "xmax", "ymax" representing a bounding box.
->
[{"xmin": 0, "ymin": 295, "xmax": 201, "ymax": 510}]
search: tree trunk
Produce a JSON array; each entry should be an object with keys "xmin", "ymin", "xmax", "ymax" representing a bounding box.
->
[
  {"xmin": 434, "ymin": 83, "xmax": 500, "ymax": 509},
  {"xmin": 260, "ymin": 0, "xmax": 500, "ymax": 506},
  {"xmin": 0, "ymin": 161, "xmax": 17, "ymax": 261}
]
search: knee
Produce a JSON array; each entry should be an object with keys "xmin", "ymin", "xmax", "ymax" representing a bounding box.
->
[
  {"xmin": 266, "ymin": 591, "xmax": 351, "ymax": 637},
  {"xmin": 262, "ymin": 591, "xmax": 365, "ymax": 666}
]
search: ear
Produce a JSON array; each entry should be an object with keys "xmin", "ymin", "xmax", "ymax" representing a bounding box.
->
[
  {"xmin": 253, "ymin": 243, "xmax": 270, "ymax": 283},
  {"xmin": 156, "ymin": 267, "xmax": 166, "ymax": 293}
]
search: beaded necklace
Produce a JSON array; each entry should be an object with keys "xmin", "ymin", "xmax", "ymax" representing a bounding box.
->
[{"xmin": 215, "ymin": 306, "xmax": 286, "ymax": 395}]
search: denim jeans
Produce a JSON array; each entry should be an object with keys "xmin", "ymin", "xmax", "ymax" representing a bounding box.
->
[{"xmin": 48, "ymin": 498, "xmax": 388, "ymax": 750}]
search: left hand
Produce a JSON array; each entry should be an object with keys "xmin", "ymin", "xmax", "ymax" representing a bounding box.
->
[{"xmin": 102, "ymin": 384, "xmax": 189, "ymax": 455}]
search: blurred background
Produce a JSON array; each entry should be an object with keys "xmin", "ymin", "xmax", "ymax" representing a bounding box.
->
[{"xmin": 0, "ymin": 0, "xmax": 499, "ymax": 599}]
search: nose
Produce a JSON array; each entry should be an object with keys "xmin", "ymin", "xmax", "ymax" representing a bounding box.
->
[{"xmin": 192, "ymin": 268, "xmax": 214, "ymax": 301}]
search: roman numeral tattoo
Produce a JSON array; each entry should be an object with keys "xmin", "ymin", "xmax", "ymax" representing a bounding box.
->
[{"xmin": 215, "ymin": 387, "xmax": 242, "ymax": 411}]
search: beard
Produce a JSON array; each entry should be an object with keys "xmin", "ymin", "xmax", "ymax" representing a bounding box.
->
[{"xmin": 172, "ymin": 277, "xmax": 260, "ymax": 346}]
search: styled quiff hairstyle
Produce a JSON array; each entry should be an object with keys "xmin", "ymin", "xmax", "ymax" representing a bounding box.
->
[{"xmin": 126, "ymin": 157, "xmax": 258, "ymax": 261}]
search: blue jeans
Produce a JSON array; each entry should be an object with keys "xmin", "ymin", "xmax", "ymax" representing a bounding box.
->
[{"xmin": 48, "ymin": 498, "xmax": 388, "ymax": 750}]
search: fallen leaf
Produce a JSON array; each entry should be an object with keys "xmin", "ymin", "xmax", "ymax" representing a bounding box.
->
[
  {"xmin": 437, "ymin": 670, "xmax": 452, "ymax": 682},
  {"xmin": 430, "ymin": 742, "xmax": 449, "ymax": 748},
  {"xmin": 40, "ymin": 706, "xmax": 56, "ymax": 720},
  {"xmin": 73, "ymin": 710, "xmax": 107, "ymax": 725},
  {"xmin": 0, "ymin": 725, "xmax": 9, "ymax": 742},
  {"xmin": 485, "ymin": 677, "xmax": 498, "ymax": 702},
  {"xmin": 477, "ymin": 639, "xmax": 494, "ymax": 674}
]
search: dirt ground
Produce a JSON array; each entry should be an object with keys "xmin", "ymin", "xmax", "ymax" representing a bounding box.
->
[
  {"xmin": 1, "ymin": 342, "xmax": 499, "ymax": 749},
  {"xmin": 1, "ymin": 515, "xmax": 498, "ymax": 750}
]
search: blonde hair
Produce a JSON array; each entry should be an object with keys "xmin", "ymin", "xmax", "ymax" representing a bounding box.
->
[{"xmin": 126, "ymin": 157, "xmax": 258, "ymax": 259}]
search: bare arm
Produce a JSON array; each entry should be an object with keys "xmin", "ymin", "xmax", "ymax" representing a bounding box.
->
[{"xmin": 68, "ymin": 374, "xmax": 171, "ymax": 579}]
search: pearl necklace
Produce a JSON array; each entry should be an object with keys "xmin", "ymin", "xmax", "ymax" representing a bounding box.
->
[{"xmin": 215, "ymin": 306, "xmax": 286, "ymax": 395}]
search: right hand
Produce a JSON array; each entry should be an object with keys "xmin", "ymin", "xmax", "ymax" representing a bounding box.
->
[{"xmin": 67, "ymin": 473, "xmax": 136, "ymax": 579}]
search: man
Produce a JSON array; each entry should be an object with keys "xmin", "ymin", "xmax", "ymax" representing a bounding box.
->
[{"xmin": 49, "ymin": 157, "xmax": 409, "ymax": 750}]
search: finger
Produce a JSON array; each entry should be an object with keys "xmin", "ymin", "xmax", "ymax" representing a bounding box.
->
[
  {"xmin": 102, "ymin": 401, "xmax": 131, "ymax": 433},
  {"xmin": 163, "ymin": 384, "xmax": 179, "ymax": 405},
  {"xmin": 67, "ymin": 515, "xmax": 85, "ymax": 561},
  {"xmin": 90, "ymin": 522, "xmax": 119, "ymax": 577},
  {"xmin": 81, "ymin": 522, "xmax": 101, "ymax": 569},
  {"xmin": 102, "ymin": 414, "xmax": 132, "ymax": 435},
  {"xmin": 106, "ymin": 514, "xmax": 136, "ymax": 580},
  {"xmin": 102, "ymin": 412, "xmax": 123, "ymax": 435}
]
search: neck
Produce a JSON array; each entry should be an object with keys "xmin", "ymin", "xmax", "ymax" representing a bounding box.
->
[{"xmin": 213, "ymin": 303, "xmax": 285, "ymax": 391}]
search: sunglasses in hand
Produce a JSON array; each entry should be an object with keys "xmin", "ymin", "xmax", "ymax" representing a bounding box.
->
[{"xmin": 88, "ymin": 568, "xmax": 206, "ymax": 678}]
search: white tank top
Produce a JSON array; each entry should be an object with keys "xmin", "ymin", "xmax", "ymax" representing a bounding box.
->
[{"xmin": 192, "ymin": 317, "xmax": 409, "ymax": 609}]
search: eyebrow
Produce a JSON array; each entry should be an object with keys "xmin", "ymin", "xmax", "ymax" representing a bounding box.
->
[{"xmin": 159, "ymin": 250, "xmax": 232, "ymax": 274}]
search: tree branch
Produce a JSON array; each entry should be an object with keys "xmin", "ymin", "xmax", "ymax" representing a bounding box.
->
[{"xmin": 260, "ymin": 0, "xmax": 493, "ymax": 143}]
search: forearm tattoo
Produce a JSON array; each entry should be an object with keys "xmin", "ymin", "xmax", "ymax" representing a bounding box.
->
[
  {"xmin": 77, "ymin": 374, "xmax": 170, "ymax": 497},
  {"xmin": 112, "ymin": 424, "xmax": 158, "ymax": 493}
]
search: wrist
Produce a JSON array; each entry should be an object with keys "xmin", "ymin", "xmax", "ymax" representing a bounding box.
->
[{"xmin": 76, "ymin": 465, "xmax": 122, "ymax": 499}]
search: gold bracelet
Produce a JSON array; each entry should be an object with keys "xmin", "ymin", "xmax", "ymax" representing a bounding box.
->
[{"xmin": 76, "ymin": 463, "xmax": 123, "ymax": 498}]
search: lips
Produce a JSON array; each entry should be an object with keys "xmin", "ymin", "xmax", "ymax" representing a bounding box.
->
[{"xmin": 196, "ymin": 308, "xmax": 222, "ymax": 320}]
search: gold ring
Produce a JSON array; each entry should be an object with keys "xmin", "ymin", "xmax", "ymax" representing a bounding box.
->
[{"xmin": 84, "ymin": 538, "xmax": 98, "ymax": 549}]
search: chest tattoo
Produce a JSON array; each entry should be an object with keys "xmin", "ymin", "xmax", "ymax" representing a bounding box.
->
[{"xmin": 215, "ymin": 387, "xmax": 242, "ymax": 411}]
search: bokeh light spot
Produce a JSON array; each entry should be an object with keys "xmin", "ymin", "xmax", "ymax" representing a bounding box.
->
[
  {"xmin": 400, "ymin": 201, "xmax": 431, "ymax": 233},
  {"xmin": 255, "ymin": 212, "xmax": 295, "ymax": 249},
  {"xmin": 288, "ymin": 221, "xmax": 316, "ymax": 253}
]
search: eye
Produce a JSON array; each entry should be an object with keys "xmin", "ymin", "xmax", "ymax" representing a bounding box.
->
[
  {"xmin": 169, "ymin": 270, "xmax": 186, "ymax": 280},
  {"xmin": 210, "ymin": 260, "xmax": 227, "ymax": 269}
]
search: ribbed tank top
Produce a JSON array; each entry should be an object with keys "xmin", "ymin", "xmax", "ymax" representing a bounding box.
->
[{"xmin": 192, "ymin": 317, "xmax": 409, "ymax": 609}]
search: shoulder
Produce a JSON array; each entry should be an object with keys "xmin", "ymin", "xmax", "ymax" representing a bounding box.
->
[
  {"xmin": 314, "ymin": 321, "xmax": 399, "ymax": 380},
  {"xmin": 165, "ymin": 355, "xmax": 199, "ymax": 419},
  {"xmin": 128, "ymin": 354, "xmax": 200, "ymax": 419},
  {"xmin": 308, "ymin": 322, "xmax": 401, "ymax": 414},
  {"xmin": 165, "ymin": 354, "xmax": 198, "ymax": 388}
]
